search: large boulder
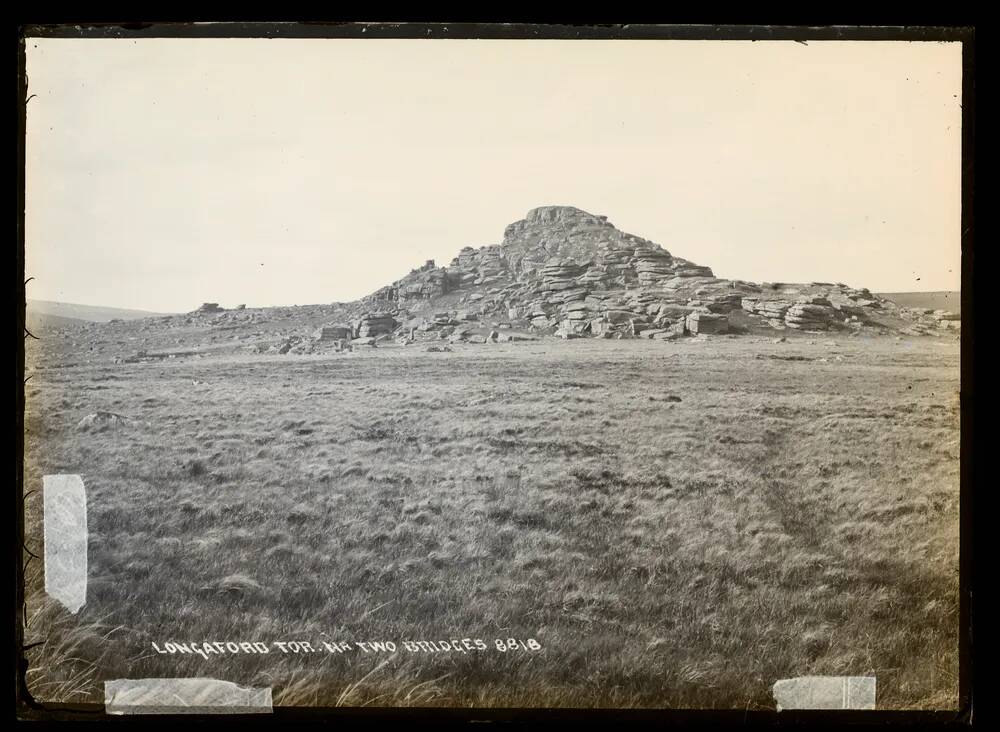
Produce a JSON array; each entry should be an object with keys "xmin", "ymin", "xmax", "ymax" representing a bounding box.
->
[
  {"xmin": 314, "ymin": 324, "xmax": 353, "ymax": 341},
  {"xmin": 785, "ymin": 301, "xmax": 838, "ymax": 330},
  {"xmin": 354, "ymin": 312, "xmax": 399, "ymax": 338},
  {"xmin": 76, "ymin": 412, "xmax": 133, "ymax": 431},
  {"xmin": 685, "ymin": 312, "xmax": 729, "ymax": 335},
  {"xmin": 605, "ymin": 309, "xmax": 639, "ymax": 325},
  {"xmin": 559, "ymin": 319, "xmax": 590, "ymax": 335}
]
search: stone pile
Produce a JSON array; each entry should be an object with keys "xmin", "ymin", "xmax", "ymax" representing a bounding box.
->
[
  {"xmin": 314, "ymin": 324, "xmax": 353, "ymax": 341},
  {"xmin": 368, "ymin": 266, "xmax": 451, "ymax": 305},
  {"xmin": 558, "ymin": 301, "xmax": 593, "ymax": 334},
  {"xmin": 400, "ymin": 314, "xmax": 455, "ymax": 342},
  {"xmin": 529, "ymin": 302, "xmax": 554, "ymax": 329},
  {"xmin": 268, "ymin": 335, "xmax": 310, "ymax": 354},
  {"xmin": 541, "ymin": 259, "xmax": 584, "ymax": 291},
  {"xmin": 577, "ymin": 265, "xmax": 610, "ymax": 286},
  {"xmin": 699, "ymin": 292, "xmax": 744, "ymax": 313},
  {"xmin": 742, "ymin": 298, "xmax": 793, "ymax": 327},
  {"xmin": 454, "ymin": 246, "xmax": 478, "ymax": 268},
  {"xmin": 354, "ymin": 312, "xmax": 398, "ymax": 338},
  {"xmin": 474, "ymin": 246, "xmax": 508, "ymax": 285},
  {"xmin": 784, "ymin": 297, "xmax": 840, "ymax": 330},
  {"xmin": 634, "ymin": 246, "xmax": 675, "ymax": 286},
  {"xmin": 895, "ymin": 307, "xmax": 961, "ymax": 335},
  {"xmin": 441, "ymin": 244, "xmax": 515, "ymax": 294},
  {"xmin": 934, "ymin": 311, "xmax": 961, "ymax": 331},
  {"xmin": 670, "ymin": 257, "xmax": 715, "ymax": 278},
  {"xmin": 548, "ymin": 289, "xmax": 589, "ymax": 311}
]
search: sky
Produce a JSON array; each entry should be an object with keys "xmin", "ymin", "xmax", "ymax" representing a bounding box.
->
[{"xmin": 24, "ymin": 38, "xmax": 963, "ymax": 313}]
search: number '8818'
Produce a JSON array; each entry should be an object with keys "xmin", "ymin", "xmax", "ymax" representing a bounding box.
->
[{"xmin": 495, "ymin": 638, "xmax": 542, "ymax": 652}]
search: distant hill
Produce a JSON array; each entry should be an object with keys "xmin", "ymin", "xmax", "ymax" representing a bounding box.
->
[
  {"xmin": 25, "ymin": 310, "xmax": 88, "ymax": 332},
  {"xmin": 26, "ymin": 300, "xmax": 173, "ymax": 323},
  {"xmin": 877, "ymin": 292, "xmax": 960, "ymax": 315}
]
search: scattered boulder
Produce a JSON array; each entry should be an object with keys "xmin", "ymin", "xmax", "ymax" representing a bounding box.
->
[
  {"xmin": 199, "ymin": 573, "xmax": 264, "ymax": 597},
  {"xmin": 76, "ymin": 412, "xmax": 133, "ymax": 431},
  {"xmin": 653, "ymin": 328, "xmax": 684, "ymax": 340}
]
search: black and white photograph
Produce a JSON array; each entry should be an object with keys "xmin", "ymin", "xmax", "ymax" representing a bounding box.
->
[{"xmin": 18, "ymin": 25, "xmax": 971, "ymax": 718}]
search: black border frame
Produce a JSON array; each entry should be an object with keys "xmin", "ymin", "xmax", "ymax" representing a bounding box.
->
[{"xmin": 14, "ymin": 22, "xmax": 976, "ymax": 726}]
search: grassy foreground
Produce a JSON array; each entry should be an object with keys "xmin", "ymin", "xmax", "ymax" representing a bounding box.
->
[{"xmin": 21, "ymin": 335, "xmax": 961, "ymax": 710}]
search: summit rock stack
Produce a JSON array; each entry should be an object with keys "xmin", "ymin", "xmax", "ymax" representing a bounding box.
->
[{"xmin": 341, "ymin": 205, "xmax": 949, "ymax": 343}]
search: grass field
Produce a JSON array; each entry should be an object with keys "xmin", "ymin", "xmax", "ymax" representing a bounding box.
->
[{"xmin": 21, "ymin": 334, "xmax": 961, "ymax": 710}]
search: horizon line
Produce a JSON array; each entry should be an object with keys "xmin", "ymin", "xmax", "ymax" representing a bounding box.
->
[{"xmin": 26, "ymin": 287, "xmax": 963, "ymax": 317}]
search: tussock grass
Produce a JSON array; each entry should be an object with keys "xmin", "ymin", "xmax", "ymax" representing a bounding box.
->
[{"xmin": 21, "ymin": 336, "xmax": 960, "ymax": 709}]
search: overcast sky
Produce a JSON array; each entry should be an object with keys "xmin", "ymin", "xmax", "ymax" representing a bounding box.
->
[{"xmin": 24, "ymin": 38, "xmax": 962, "ymax": 313}]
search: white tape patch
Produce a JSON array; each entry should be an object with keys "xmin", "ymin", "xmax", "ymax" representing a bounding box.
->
[
  {"xmin": 42, "ymin": 474, "xmax": 88, "ymax": 613},
  {"xmin": 104, "ymin": 678, "xmax": 273, "ymax": 715},
  {"xmin": 773, "ymin": 675, "xmax": 876, "ymax": 710}
]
